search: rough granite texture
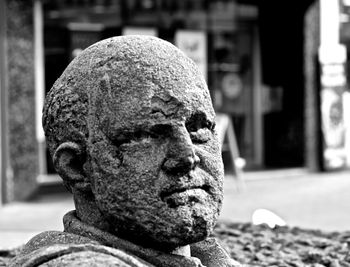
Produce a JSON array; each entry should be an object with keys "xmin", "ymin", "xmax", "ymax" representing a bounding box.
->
[{"xmin": 10, "ymin": 36, "xmax": 239, "ymax": 266}]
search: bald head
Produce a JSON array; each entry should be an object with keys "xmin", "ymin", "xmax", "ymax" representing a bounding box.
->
[
  {"xmin": 42, "ymin": 36, "xmax": 224, "ymax": 249},
  {"xmin": 43, "ymin": 36, "xmax": 211, "ymax": 157}
]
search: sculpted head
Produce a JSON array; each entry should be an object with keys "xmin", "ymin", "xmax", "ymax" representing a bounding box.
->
[{"xmin": 42, "ymin": 36, "xmax": 224, "ymax": 251}]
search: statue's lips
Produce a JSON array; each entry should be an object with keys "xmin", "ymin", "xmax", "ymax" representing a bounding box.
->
[{"xmin": 159, "ymin": 184, "xmax": 211, "ymax": 203}]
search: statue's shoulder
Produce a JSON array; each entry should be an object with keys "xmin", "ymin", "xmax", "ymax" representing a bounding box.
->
[
  {"xmin": 20, "ymin": 230, "xmax": 98, "ymax": 255},
  {"xmin": 9, "ymin": 231, "xmax": 153, "ymax": 267}
]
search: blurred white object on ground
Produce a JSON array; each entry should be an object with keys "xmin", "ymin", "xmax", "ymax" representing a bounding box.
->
[{"xmin": 252, "ymin": 208, "xmax": 287, "ymax": 228}]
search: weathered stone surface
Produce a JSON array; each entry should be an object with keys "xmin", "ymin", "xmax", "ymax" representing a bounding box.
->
[{"xmin": 11, "ymin": 36, "xmax": 238, "ymax": 266}]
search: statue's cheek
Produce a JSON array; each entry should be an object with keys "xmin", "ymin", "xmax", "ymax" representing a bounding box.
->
[
  {"xmin": 119, "ymin": 141, "xmax": 167, "ymax": 171},
  {"xmin": 89, "ymin": 141, "xmax": 123, "ymax": 174}
]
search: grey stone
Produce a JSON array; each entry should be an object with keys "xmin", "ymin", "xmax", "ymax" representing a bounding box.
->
[{"xmin": 10, "ymin": 35, "xmax": 240, "ymax": 266}]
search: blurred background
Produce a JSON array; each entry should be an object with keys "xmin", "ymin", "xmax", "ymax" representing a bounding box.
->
[{"xmin": 1, "ymin": 0, "xmax": 350, "ymax": 248}]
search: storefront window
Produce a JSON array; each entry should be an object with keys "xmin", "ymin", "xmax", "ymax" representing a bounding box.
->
[{"xmin": 42, "ymin": 0, "xmax": 261, "ymax": 174}]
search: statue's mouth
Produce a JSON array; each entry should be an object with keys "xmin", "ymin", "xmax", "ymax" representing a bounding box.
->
[{"xmin": 159, "ymin": 184, "xmax": 211, "ymax": 207}]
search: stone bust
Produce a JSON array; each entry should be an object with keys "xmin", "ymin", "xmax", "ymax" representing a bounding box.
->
[{"xmin": 10, "ymin": 36, "xmax": 240, "ymax": 267}]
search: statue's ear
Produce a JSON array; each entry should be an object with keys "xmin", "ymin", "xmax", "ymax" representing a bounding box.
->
[{"xmin": 53, "ymin": 142, "xmax": 89, "ymax": 191}]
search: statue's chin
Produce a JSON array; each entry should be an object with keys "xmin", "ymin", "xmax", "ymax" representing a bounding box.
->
[
  {"xmin": 102, "ymin": 197, "xmax": 220, "ymax": 250},
  {"xmin": 117, "ymin": 212, "xmax": 216, "ymax": 251},
  {"xmin": 157, "ymin": 224, "xmax": 212, "ymax": 249},
  {"xmin": 128, "ymin": 226, "xmax": 211, "ymax": 252}
]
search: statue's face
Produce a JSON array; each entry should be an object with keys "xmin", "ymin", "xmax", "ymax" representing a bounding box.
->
[{"xmin": 86, "ymin": 61, "xmax": 224, "ymax": 249}]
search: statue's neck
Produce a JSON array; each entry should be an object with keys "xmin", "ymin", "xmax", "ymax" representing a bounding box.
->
[
  {"xmin": 73, "ymin": 189, "xmax": 111, "ymax": 231},
  {"xmin": 73, "ymin": 189, "xmax": 193, "ymax": 257}
]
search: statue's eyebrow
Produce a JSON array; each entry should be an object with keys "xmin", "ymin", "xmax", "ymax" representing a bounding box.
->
[
  {"xmin": 107, "ymin": 124, "xmax": 172, "ymax": 146},
  {"xmin": 150, "ymin": 95, "xmax": 183, "ymax": 118},
  {"xmin": 106, "ymin": 128, "xmax": 141, "ymax": 146}
]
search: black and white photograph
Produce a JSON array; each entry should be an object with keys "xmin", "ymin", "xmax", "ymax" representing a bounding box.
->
[{"xmin": 1, "ymin": 0, "xmax": 350, "ymax": 266}]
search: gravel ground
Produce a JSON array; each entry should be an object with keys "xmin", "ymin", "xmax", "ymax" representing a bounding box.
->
[
  {"xmin": 2, "ymin": 222, "xmax": 350, "ymax": 266},
  {"xmin": 214, "ymin": 223, "xmax": 350, "ymax": 267}
]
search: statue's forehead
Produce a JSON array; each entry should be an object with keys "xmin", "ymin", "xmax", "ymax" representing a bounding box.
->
[
  {"xmin": 91, "ymin": 67, "xmax": 214, "ymax": 115},
  {"xmin": 97, "ymin": 86, "xmax": 213, "ymax": 119},
  {"xmin": 84, "ymin": 44, "xmax": 215, "ymax": 133},
  {"xmin": 90, "ymin": 80, "xmax": 215, "ymax": 137}
]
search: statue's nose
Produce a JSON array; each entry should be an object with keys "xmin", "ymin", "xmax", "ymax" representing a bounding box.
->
[{"xmin": 161, "ymin": 126, "xmax": 200, "ymax": 175}]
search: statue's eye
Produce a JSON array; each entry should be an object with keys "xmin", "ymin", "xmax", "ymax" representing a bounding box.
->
[
  {"xmin": 149, "ymin": 124, "xmax": 171, "ymax": 139},
  {"xmin": 112, "ymin": 125, "xmax": 171, "ymax": 147},
  {"xmin": 186, "ymin": 112, "xmax": 215, "ymax": 144}
]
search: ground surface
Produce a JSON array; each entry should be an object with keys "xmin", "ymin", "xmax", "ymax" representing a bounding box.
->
[
  {"xmin": 222, "ymin": 169, "xmax": 350, "ymax": 232},
  {"xmin": 215, "ymin": 222, "xmax": 350, "ymax": 267}
]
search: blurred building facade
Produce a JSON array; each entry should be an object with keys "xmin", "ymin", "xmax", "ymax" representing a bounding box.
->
[{"xmin": 0, "ymin": 0, "xmax": 323, "ymax": 203}]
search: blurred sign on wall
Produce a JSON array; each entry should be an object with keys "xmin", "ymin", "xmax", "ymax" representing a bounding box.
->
[{"xmin": 175, "ymin": 30, "xmax": 207, "ymax": 81}]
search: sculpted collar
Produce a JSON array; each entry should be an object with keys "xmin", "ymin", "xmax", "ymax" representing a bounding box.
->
[{"xmin": 63, "ymin": 211, "xmax": 240, "ymax": 267}]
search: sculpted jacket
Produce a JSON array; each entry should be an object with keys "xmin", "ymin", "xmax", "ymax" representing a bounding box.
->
[{"xmin": 9, "ymin": 211, "xmax": 241, "ymax": 267}]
